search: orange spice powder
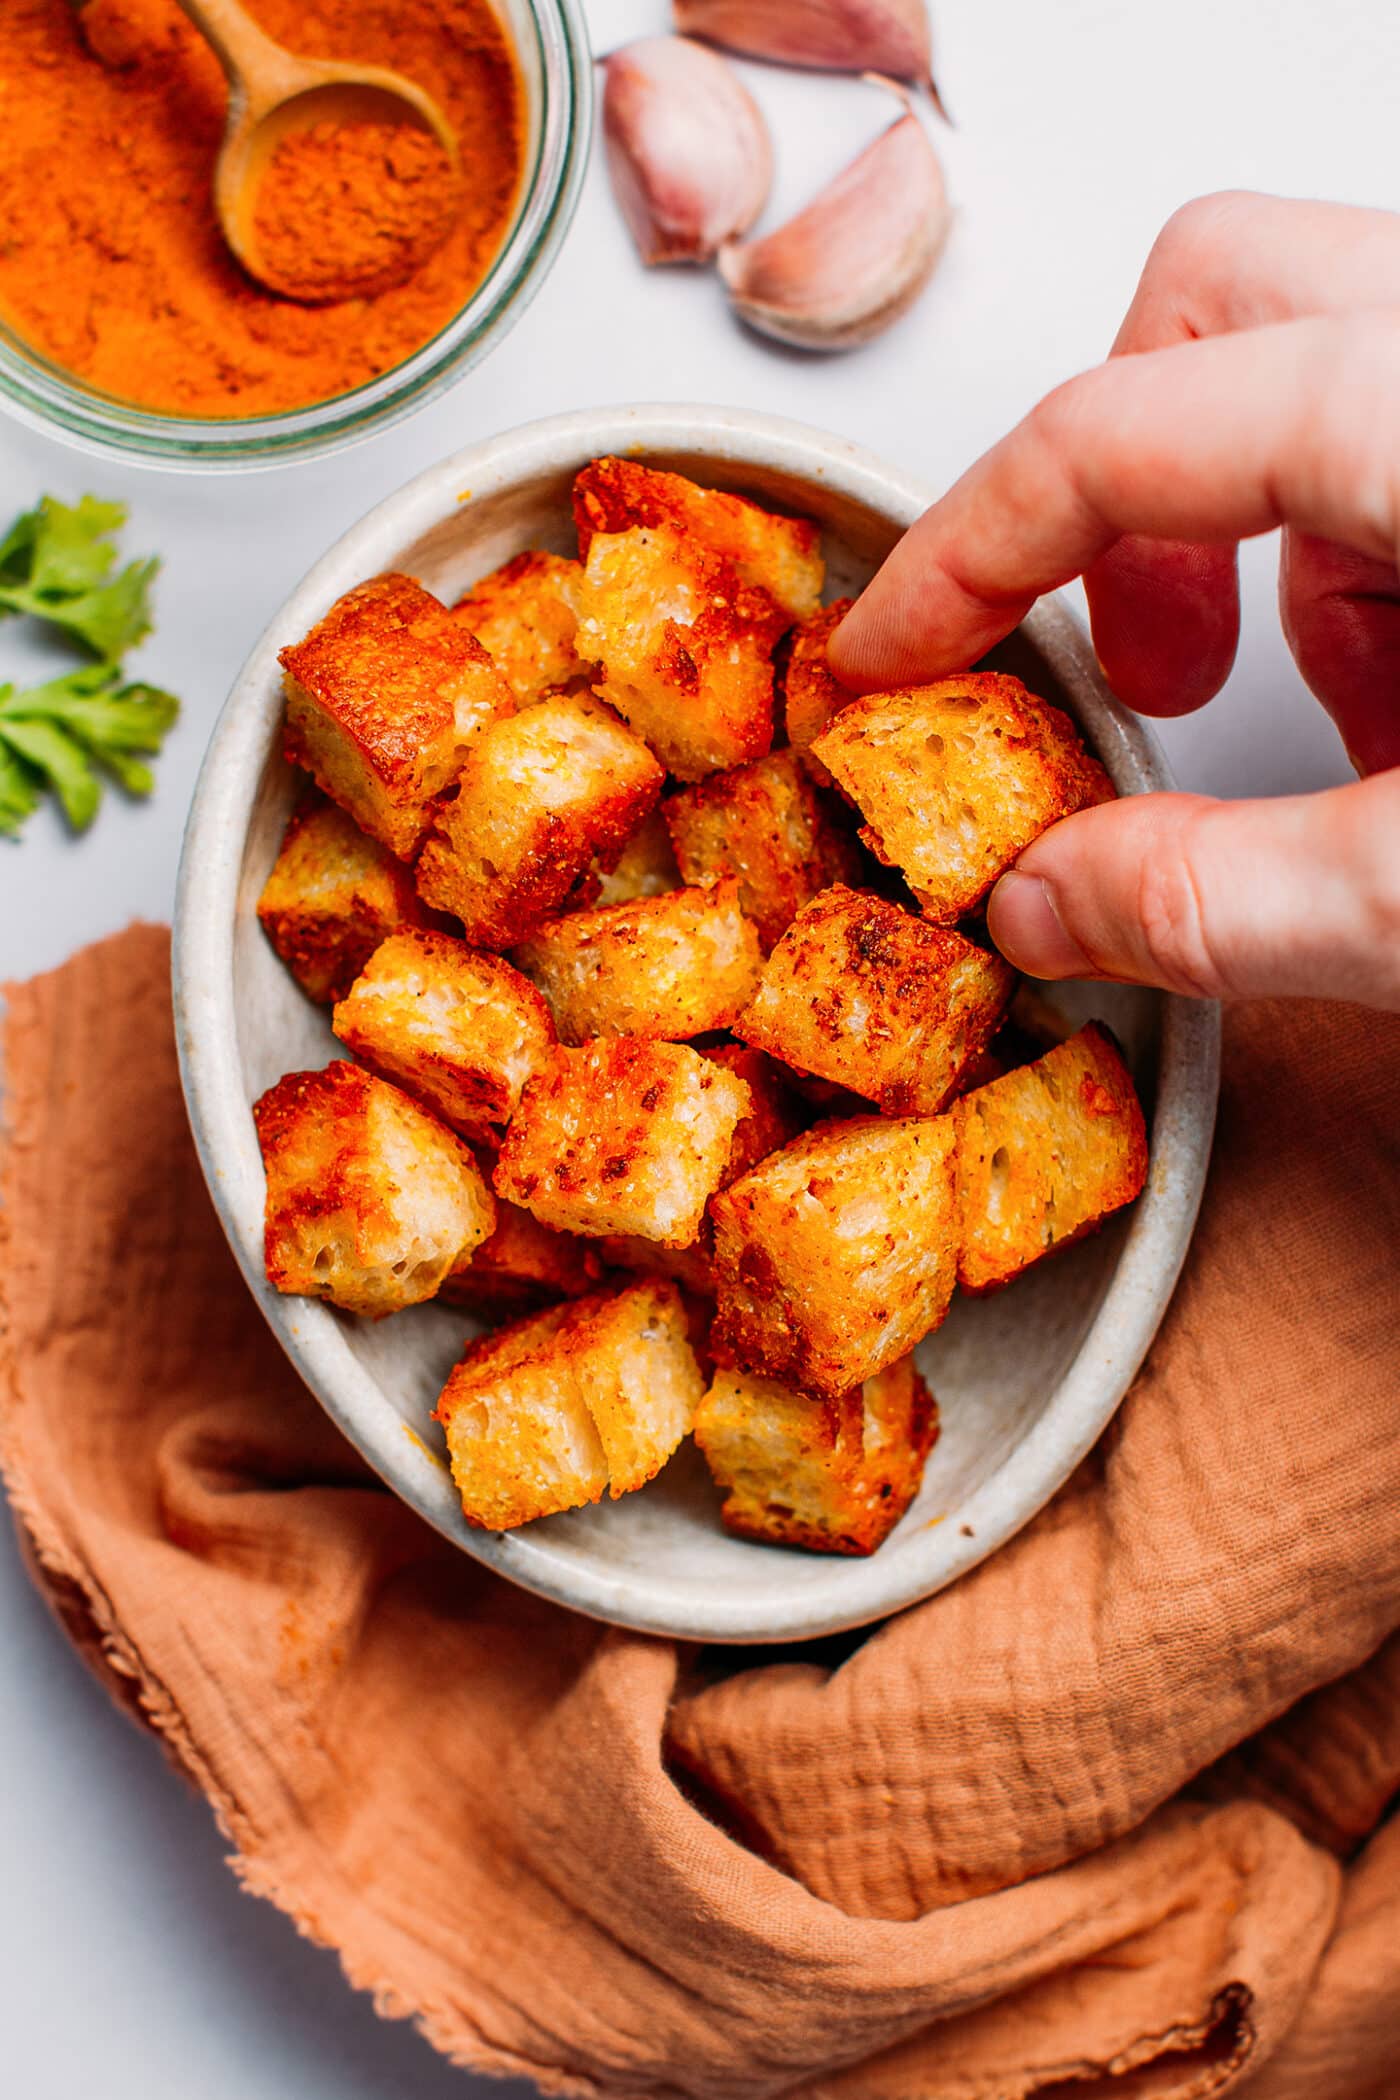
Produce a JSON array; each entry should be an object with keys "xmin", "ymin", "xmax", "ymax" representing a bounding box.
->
[
  {"xmin": 251, "ymin": 120, "xmax": 462, "ymax": 305},
  {"xmin": 0, "ymin": 0, "xmax": 524, "ymax": 418}
]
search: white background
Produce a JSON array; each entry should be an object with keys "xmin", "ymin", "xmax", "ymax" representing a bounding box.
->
[{"xmin": 2, "ymin": 1, "xmax": 1397, "ymax": 2092}]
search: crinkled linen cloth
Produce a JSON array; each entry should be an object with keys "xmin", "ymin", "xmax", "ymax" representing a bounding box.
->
[{"xmin": 1, "ymin": 924, "xmax": 1398, "ymax": 2100}]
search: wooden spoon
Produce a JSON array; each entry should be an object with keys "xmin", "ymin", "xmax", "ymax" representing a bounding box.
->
[{"xmin": 172, "ymin": 0, "xmax": 460, "ymax": 300}]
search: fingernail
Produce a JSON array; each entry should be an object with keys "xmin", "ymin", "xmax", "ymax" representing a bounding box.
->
[{"xmin": 987, "ymin": 872, "xmax": 1093, "ymax": 979}]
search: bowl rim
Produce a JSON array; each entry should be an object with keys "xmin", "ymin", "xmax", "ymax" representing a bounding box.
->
[
  {"xmin": 0, "ymin": 0, "xmax": 593, "ymax": 472},
  {"xmin": 173, "ymin": 402, "xmax": 1221, "ymax": 1643}
]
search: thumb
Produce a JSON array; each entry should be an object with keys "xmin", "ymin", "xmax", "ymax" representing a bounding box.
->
[{"xmin": 985, "ymin": 774, "xmax": 1400, "ymax": 1007}]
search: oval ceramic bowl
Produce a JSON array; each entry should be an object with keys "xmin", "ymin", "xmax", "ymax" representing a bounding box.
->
[{"xmin": 174, "ymin": 404, "xmax": 1220, "ymax": 1644}]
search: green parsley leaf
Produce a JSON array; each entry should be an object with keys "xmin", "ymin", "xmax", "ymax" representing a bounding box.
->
[
  {"xmin": 0, "ymin": 666, "xmax": 180, "ymax": 835},
  {"xmin": 0, "ymin": 495, "xmax": 159, "ymax": 660}
]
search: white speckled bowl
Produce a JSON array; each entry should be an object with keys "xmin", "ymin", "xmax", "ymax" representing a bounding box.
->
[{"xmin": 174, "ymin": 405, "xmax": 1220, "ymax": 1644}]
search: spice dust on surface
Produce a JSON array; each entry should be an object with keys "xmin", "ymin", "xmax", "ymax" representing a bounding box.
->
[{"xmin": 0, "ymin": 0, "xmax": 524, "ymax": 417}]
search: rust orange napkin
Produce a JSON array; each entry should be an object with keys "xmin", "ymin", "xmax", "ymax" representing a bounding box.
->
[{"xmin": 2, "ymin": 924, "xmax": 1398, "ymax": 2099}]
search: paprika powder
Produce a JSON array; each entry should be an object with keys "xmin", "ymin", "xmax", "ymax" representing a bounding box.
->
[{"xmin": 0, "ymin": 0, "xmax": 524, "ymax": 418}]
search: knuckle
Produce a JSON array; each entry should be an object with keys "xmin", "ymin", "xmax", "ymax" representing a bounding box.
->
[{"xmin": 1133, "ymin": 817, "xmax": 1232, "ymax": 999}]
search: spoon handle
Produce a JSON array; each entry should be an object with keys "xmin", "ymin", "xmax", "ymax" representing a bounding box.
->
[{"xmin": 169, "ymin": 0, "xmax": 301, "ymax": 105}]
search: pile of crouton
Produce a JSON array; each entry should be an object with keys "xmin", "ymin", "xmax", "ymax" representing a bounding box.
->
[{"xmin": 254, "ymin": 458, "xmax": 1148, "ymax": 1557}]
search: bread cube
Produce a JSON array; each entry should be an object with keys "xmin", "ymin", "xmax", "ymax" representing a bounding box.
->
[
  {"xmin": 695, "ymin": 1353, "xmax": 938, "ymax": 1556},
  {"xmin": 511, "ymin": 882, "xmax": 762, "ymax": 1044},
  {"xmin": 433, "ymin": 1279, "xmax": 703, "ymax": 1528},
  {"xmin": 439, "ymin": 1197, "xmax": 604, "ymax": 1315},
  {"xmin": 954, "ymin": 1023, "xmax": 1149, "ymax": 1293},
  {"xmin": 495, "ymin": 1038, "xmax": 751, "ymax": 1247},
  {"xmin": 662, "ymin": 748, "xmax": 864, "ymax": 952},
  {"xmin": 574, "ymin": 457, "xmax": 824, "ymax": 621},
  {"xmin": 254, "ymin": 1062, "xmax": 494, "ymax": 1317},
  {"xmin": 735, "ymin": 886, "xmax": 1015, "ymax": 1116},
  {"xmin": 256, "ymin": 789, "xmax": 439, "ymax": 1005},
  {"xmin": 782, "ymin": 597, "xmax": 855, "ymax": 787},
  {"xmin": 592, "ymin": 808, "xmax": 680, "ymax": 906},
  {"xmin": 573, "ymin": 524, "xmax": 786, "ymax": 781},
  {"xmin": 280, "ymin": 573, "xmax": 515, "ymax": 859},
  {"xmin": 710, "ymin": 1114, "xmax": 958, "ymax": 1398},
  {"xmin": 453, "ymin": 550, "xmax": 586, "ymax": 704},
  {"xmin": 810, "ymin": 672, "xmax": 1112, "ymax": 922},
  {"xmin": 414, "ymin": 694, "xmax": 664, "ymax": 948},
  {"xmin": 331, "ymin": 931, "xmax": 554, "ymax": 1148}
]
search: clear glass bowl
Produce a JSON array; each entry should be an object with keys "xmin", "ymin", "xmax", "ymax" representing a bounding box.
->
[{"xmin": 0, "ymin": 0, "xmax": 592, "ymax": 471}]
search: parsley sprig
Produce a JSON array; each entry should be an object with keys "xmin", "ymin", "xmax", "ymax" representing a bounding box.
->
[{"xmin": 0, "ymin": 495, "xmax": 179, "ymax": 838}]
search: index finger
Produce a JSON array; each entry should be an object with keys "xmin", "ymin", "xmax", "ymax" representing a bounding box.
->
[{"xmin": 830, "ymin": 311, "xmax": 1400, "ymax": 693}]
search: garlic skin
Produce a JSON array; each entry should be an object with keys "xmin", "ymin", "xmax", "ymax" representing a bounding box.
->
[
  {"xmin": 674, "ymin": 0, "xmax": 934, "ymax": 91},
  {"xmin": 719, "ymin": 100, "xmax": 950, "ymax": 350},
  {"xmin": 602, "ymin": 36, "xmax": 773, "ymax": 266}
]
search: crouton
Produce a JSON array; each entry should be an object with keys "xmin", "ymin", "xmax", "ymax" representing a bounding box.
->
[
  {"xmin": 439, "ymin": 1197, "xmax": 604, "ymax": 1315},
  {"xmin": 573, "ymin": 523, "xmax": 787, "ymax": 780},
  {"xmin": 782, "ymin": 597, "xmax": 855, "ymax": 787},
  {"xmin": 702, "ymin": 1042, "xmax": 807, "ymax": 1188},
  {"xmin": 453, "ymin": 550, "xmax": 587, "ymax": 704},
  {"xmin": 710, "ymin": 1114, "xmax": 958, "ymax": 1398},
  {"xmin": 734, "ymin": 887, "xmax": 1015, "ymax": 1115},
  {"xmin": 495, "ymin": 1038, "xmax": 751, "ymax": 1246},
  {"xmin": 331, "ymin": 931, "xmax": 554, "ymax": 1148},
  {"xmin": 280, "ymin": 573, "xmax": 515, "ymax": 859},
  {"xmin": 695, "ymin": 1353, "xmax": 938, "ymax": 1555},
  {"xmin": 573, "ymin": 457, "xmax": 824, "ymax": 621},
  {"xmin": 954, "ymin": 1023, "xmax": 1149, "ymax": 1293},
  {"xmin": 810, "ymin": 672, "xmax": 1112, "ymax": 922},
  {"xmin": 592, "ymin": 808, "xmax": 681, "ymax": 906},
  {"xmin": 256, "ymin": 789, "xmax": 439, "ymax": 1005},
  {"xmin": 254, "ymin": 1062, "xmax": 494, "ymax": 1317},
  {"xmin": 663, "ymin": 748, "xmax": 864, "ymax": 951},
  {"xmin": 414, "ymin": 694, "xmax": 664, "ymax": 948},
  {"xmin": 511, "ymin": 882, "xmax": 762, "ymax": 1044},
  {"xmin": 433, "ymin": 1278, "xmax": 703, "ymax": 1528}
]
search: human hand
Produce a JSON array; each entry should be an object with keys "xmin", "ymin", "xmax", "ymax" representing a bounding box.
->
[{"xmin": 830, "ymin": 192, "xmax": 1400, "ymax": 1007}]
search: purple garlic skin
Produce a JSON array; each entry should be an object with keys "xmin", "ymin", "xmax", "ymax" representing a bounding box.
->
[
  {"xmin": 719, "ymin": 96, "xmax": 951, "ymax": 350},
  {"xmin": 674, "ymin": 0, "xmax": 933, "ymax": 87},
  {"xmin": 602, "ymin": 35, "xmax": 773, "ymax": 266}
]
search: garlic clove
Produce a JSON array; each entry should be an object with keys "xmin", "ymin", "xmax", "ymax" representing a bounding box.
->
[
  {"xmin": 602, "ymin": 36, "xmax": 773, "ymax": 267},
  {"xmin": 718, "ymin": 92, "xmax": 950, "ymax": 350},
  {"xmin": 674, "ymin": 0, "xmax": 945, "ymax": 109}
]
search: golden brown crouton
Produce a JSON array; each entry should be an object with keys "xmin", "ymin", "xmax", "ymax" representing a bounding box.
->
[
  {"xmin": 254, "ymin": 1062, "xmax": 494, "ymax": 1317},
  {"xmin": 495, "ymin": 1038, "xmax": 751, "ymax": 1247},
  {"xmin": 433, "ymin": 1278, "xmax": 703, "ymax": 1528},
  {"xmin": 573, "ymin": 524, "xmax": 787, "ymax": 781},
  {"xmin": 280, "ymin": 573, "xmax": 515, "ymax": 860},
  {"xmin": 453, "ymin": 550, "xmax": 587, "ymax": 704},
  {"xmin": 702, "ymin": 1042, "xmax": 807, "ymax": 1188},
  {"xmin": 573, "ymin": 457, "xmax": 824, "ymax": 621},
  {"xmin": 781, "ymin": 597, "xmax": 855, "ymax": 787},
  {"xmin": 695, "ymin": 1353, "xmax": 938, "ymax": 1555},
  {"xmin": 710, "ymin": 1114, "xmax": 958, "ymax": 1398},
  {"xmin": 592, "ymin": 808, "xmax": 681, "ymax": 905},
  {"xmin": 735, "ymin": 886, "xmax": 1016, "ymax": 1116},
  {"xmin": 662, "ymin": 748, "xmax": 864, "ymax": 952},
  {"xmin": 256, "ymin": 789, "xmax": 439, "ymax": 1005},
  {"xmin": 810, "ymin": 672, "xmax": 1112, "ymax": 922},
  {"xmin": 331, "ymin": 930, "xmax": 554, "ymax": 1148},
  {"xmin": 413, "ymin": 694, "xmax": 664, "ymax": 948},
  {"xmin": 954, "ymin": 1023, "xmax": 1149, "ymax": 1294},
  {"xmin": 511, "ymin": 882, "xmax": 762, "ymax": 1044},
  {"xmin": 439, "ymin": 1196, "xmax": 604, "ymax": 1315}
]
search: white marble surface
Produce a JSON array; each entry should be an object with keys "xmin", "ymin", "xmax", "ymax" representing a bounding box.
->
[{"xmin": 1, "ymin": 1, "xmax": 1396, "ymax": 2092}]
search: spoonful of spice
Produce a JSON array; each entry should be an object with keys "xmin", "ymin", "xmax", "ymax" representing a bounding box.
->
[{"xmin": 171, "ymin": 0, "xmax": 461, "ymax": 304}]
